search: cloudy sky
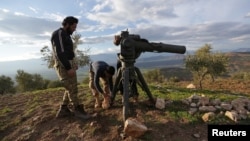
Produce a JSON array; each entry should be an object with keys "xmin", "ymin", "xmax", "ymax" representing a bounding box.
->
[{"xmin": 0, "ymin": 0, "xmax": 250, "ymax": 62}]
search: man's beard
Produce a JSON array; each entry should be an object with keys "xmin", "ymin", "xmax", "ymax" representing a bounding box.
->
[{"xmin": 66, "ymin": 27, "xmax": 73, "ymax": 35}]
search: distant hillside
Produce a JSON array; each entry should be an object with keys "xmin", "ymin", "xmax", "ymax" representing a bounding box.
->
[
  {"xmin": 226, "ymin": 52, "xmax": 250, "ymax": 73},
  {"xmin": 231, "ymin": 48, "xmax": 250, "ymax": 53},
  {"xmin": 160, "ymin": 67, "xmax": 192, "ymax": 81},
  {"xmin": 158, "ymin": 52, "xmax": 250, "ymax": 81},
  {"xmin": 0, "ymin": 53, "xmax": 182, "ymax": 81},
  {"xmin": 1, "ymin": 51, "xmax": 249, "ymax": 83},
  {"xmin": 135, "ymin": 54, "xmax": 185, "ymax": 69}
]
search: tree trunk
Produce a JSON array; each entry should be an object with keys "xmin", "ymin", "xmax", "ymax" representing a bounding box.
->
[{"xmin": 199, "ymin": 72, "xmax": 208, "ymax": 89}]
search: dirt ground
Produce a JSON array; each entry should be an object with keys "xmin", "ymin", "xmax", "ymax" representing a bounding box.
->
[{"xmin": 0, "ymin": 79, "xmax": 249, "ymax": 141}]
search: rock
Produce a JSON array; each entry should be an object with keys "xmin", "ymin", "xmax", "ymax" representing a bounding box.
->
[
  {"xmin": 225, "ymin": 111, "xmax": 239, "ymax": 122},
  {"xmin": 221, "ymin": 102, "xmax": 232, "ymax": 111},
  {"xmin": 187, "ymin": 83, "xmax": 196, "ymax": 89},
  {"xmin": 124, "ymin": 118, "xmax": 148, "ymax": 138},
  {"xmin": 155, "ymin": 98, "xmax": 165, "ymax": 109},
  {"xmin": 200, "ymin": 96, "xmax": 210, "ymax": 106},
  {"xmin": 202, "ymin": 112, "xmax": 215, "ymax": 122}
]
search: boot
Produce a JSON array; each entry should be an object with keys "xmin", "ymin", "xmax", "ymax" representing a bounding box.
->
[
  {"xmin": 102, "ymin": 96, "xmax": 110, "ymax": 109},
  {"xmin": 56, "ymin": 105, "xmax": 73, "ymax": 118},
  {"xmin": 94, "ymin": 96, "xmax": 101, "ymax": 108},
  {"xmin": 74, "ymin": 104, "xmax": 91, "ymax": 119}
]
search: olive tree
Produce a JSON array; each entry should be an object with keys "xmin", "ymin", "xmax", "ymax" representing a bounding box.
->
[
  {"xmin": 185, "ymin": 44, "xmax": 229, "ymax": 89},
  {"xmin": 40, "ymin": 33, "xmax": 90, "ymax": 69},
  {"xmin": 15, "ymin": 70, "xmax": 47, "ymax": 92},
  {"xmin": 0, "ymin": 75, "xmax": 15, "ymax": 95}
]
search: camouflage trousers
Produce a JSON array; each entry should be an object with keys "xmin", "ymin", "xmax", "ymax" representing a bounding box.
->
[
  {"xmin": 88, "ymin": 71, "xmax": 110, "ymax": 97},
  {"xmin": 89, "ymin": 70, "xmax": 111, "ymax": 109},
  {"xmin": 54, "ymin": 60, "xmax": 79, "ymax": 106}
]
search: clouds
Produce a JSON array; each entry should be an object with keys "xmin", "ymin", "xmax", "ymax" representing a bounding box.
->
[
  {"xmin": 245, "ymin": 12, "xmax": 250, "ymax": 18},
  {"xmin": 83, "ymin": 0, "xmax": 250, "ymax": 51},
  {"xmin": 29, "ymin": 7, "xmax": 38, "ymax": 14},
  {"xmin": 87, "ymin": 0, "xmax": 177, "ymax": 27},
  {"xmin": 0, "ymin": 0, "xmax": 250, "ymax": 61},
  {"xmin": 0, "ymin": 9, "xmax": 58, "ymax": 39}
]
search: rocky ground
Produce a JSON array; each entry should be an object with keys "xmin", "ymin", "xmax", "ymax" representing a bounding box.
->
[{"xmin": 0, "ymin": 79, "xmax": 249, "ymax": 141}]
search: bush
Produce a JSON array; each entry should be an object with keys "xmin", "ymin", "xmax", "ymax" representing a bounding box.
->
[
  {"xmin": 0, "ymin": 75, "xmax": 16, "ymax": 95},
  {"xmin": 47, "ymin": 80, "xmax": 63, "ymax": 88}
]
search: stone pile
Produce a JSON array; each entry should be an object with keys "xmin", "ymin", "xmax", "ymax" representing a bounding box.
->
[
  {"xmin": 181, "ymin": 94, "xmax": 250, "ymax": 122},
  {"xmin": 125, "ymin": 94, "xmax": 250, "ymax": 139}
]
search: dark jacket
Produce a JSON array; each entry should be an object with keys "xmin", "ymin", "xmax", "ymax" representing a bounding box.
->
[
  {"xmin": 90, "ymin": 61, "xmax": 113, "ymax": 94},
  {"xmin": 51, "ymin": 28, "xmax": 74, "ymax": 70}
]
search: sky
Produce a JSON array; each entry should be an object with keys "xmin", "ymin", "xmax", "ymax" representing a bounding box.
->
[{"xmin": 0, "ymin": 0, "xmax": 250, "ymax": 62}]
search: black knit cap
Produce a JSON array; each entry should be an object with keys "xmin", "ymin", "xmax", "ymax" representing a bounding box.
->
[{"xmin": 62, "ymin": 16, "xmax": 78, "ymax": 26}]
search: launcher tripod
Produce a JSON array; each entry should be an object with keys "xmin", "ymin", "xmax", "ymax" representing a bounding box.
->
[
  {"xmin": 110, "ymin": 30, "xmax": 186, "ymax": 122},
  {"xmin": 111, "ymin": 53, "xmax": 155, "ymax": 121}
]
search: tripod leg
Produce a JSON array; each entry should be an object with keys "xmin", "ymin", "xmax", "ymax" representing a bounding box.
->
[
  {"xmin": 111, "ymin": 68, "xmax": 122, "ymax": 106},
  {"xmin": 123, "ymin": 68, "xmax": 130, "ymax": 122},
  {"xmin": 134, "ymin": 67, "xmax": 155, "ymax": 104}
]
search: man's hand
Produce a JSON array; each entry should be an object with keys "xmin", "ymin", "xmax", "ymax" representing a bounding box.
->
[
  {"xmin": 67, "ymin": 69, "xmax": 76, "ymax": 77},
  {"xmin": 73, "ymin": 61, "xmax": 78, "ymax": 70},
  {"xmin": 74, "ymin": 64, "xmax": 78, "ymax": 70}
]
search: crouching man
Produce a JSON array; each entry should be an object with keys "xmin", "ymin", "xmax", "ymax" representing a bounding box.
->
[{"xmin": 89, "ymin": 61, "xmax": 115, "ymax": 109}]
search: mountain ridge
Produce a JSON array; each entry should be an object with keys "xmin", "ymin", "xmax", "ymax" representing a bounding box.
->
[{"xmin": 0, "ymin": 48, "xmax": 249, "ymax": 82}]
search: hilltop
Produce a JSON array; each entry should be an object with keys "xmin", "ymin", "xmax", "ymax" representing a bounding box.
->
[
  {"xmin": 0, "ymin": 86, "xmax": 208, "ymax": 141},
  {"xmin": 1, "ymin": 78, "xmax": 250, "ymax": 141}
]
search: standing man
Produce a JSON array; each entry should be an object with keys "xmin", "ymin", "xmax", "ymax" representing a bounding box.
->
[
  {"xmin": 51, "ymin": 16, "xmax": 90, "ymax": 119},
  {"xmin": 89, "ymin": 61, "xmax": 115, "ymax": 109}
]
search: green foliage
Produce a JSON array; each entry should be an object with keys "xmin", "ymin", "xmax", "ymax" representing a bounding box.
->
[
  {"xmin": 0, "ymin": 75, "xmax": 16, "ymax": 95},
  {"xmin": 185, "ymin": 44, "xmax": 229, "ymax": 89},
  {"xmin": 75, "ymin": 49, "xmax": 91, "ymax": 67},
  {"xmin": 167, "ymin": 111, "xmax": 201, "ymax": 123},
  {"xmin": 143, "ymin": 69, "xmax": 166, "ymax": 83},
  {"xmin": 72, "ymin": 33, "xmax": 91, "ymax": 67},
  {"xmin": 15, "ymin": 70, "xmax": 48, "ymax": 92},
  {"xmin": 40, "ymin": 33, "xmax": 91, "ymax": 69},
  {"xmin": 40, "ymin": 46, "xmax": 54, "ymax": 68}
]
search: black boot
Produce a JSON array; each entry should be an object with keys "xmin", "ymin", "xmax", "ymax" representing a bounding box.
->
[
  {"xmin": 56, "ymin": 105, "xmax": 73, "ymax": 118},
  {"xmin": 74, "ymin": 104, "xmax": 91, "ymax": 119}
]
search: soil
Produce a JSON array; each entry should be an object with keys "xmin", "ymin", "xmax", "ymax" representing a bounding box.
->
[{"xmin": 0, "ymin": 79, "xmax": 249, "ymax": 141}]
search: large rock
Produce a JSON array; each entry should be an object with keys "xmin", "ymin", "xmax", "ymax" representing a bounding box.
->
[{"xmin": 124, "ymin": 118, "xmax": 148, "ymax": 138}]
